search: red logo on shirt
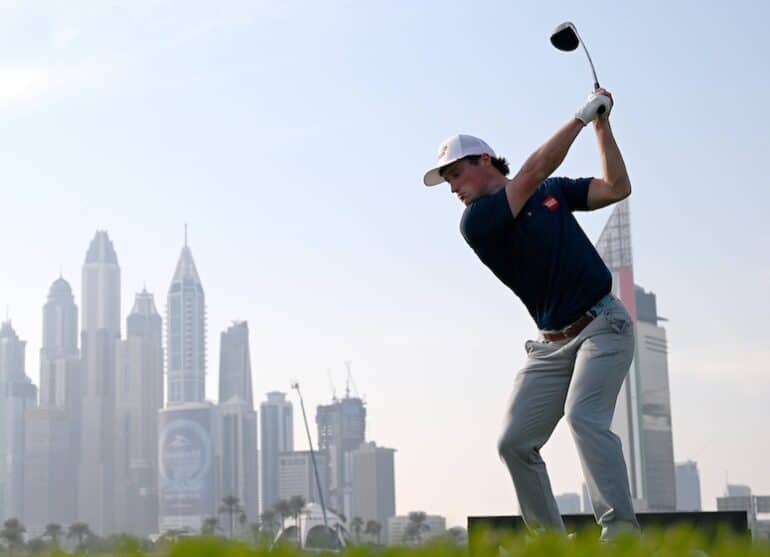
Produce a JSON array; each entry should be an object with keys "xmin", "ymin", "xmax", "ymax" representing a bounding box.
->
[{"xmin": 543, "ymin": 196, "xmax": 560, "ymax": 212}]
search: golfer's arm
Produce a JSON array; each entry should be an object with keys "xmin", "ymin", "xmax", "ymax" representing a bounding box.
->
[
  {"xmin": 505, "ymin": 118, "xmax": 584, "ymax": 217},
  {"xmin": 587, "ymin": 120, "xmax": 631, "ymax": 210}
]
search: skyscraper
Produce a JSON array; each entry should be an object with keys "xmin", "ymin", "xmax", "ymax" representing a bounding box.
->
[
  {"xmin": 23, "ymin": 406, "xmax": 71, "ymax": 532},
  {"xmin": 675, "ymin": 461, "xmax": 702, "ymax": 511},
  {"xmin": 219, "ymin": 321, "xmax": 253, "ymax": 406},
  {"xmin": 167, "ymin": 235, "xmax": 206, "ymax": 405},
  {"xmin": 634, "ymin": 285, "xmax": 676, "ymax": 510},
  {"xmin": 278, "ymin": 450, "xmax": 330, "ymax": 505},
  {"xmin": 24, "ymin": 277, "xmax": 80, "ymax": 531},
  {"xmin": 42, "ymin": 277, "xmax": 78, "ymax": 351},
  {"xmin": 596, "ymin": 201, "xmax": 677, "ymax": 511},
  {"xmin": 114, "ymin": 289, "xmax": 164, "ymax": 535},
  {"xmin": 260, "ymin": 392, "xmax": 294, "ymax": 512},
  {"xmin": 39, "ymin": 277, "xmax": 81, "ymax": 411},
  {"xmin": 159, "ymin": 236, "xmax": 215, "ymax": 534},
  {"xmin": 220, "ymin": 399, "xmax": 258, "ymax": 520},
  {"xmin": 218, "ymin": 321, "xmax": 258, "ymax": 520},
  {"xmin": 316, "ymin": 395, "xmax": 366, "ymax": 517},
  {"xmin": 79, "ymin": 230, "xmax": 121, "ymax": 535},
  {"xmin": 0, "ymin": 320, "xmax": 37, "ymax": 522},
  {"xmin": 349, "ymin": 442, "xmax": 396, "ymax": 531}
]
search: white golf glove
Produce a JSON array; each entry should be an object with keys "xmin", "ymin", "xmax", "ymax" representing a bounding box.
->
[{"xmin": 575, "ymin": 93, "xmax": 612, "ymax": 124}]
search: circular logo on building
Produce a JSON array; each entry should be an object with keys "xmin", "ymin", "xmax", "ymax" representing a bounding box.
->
[{"xmin": 159, "ymin": 419, "xmax": 212, "ymax": 489}]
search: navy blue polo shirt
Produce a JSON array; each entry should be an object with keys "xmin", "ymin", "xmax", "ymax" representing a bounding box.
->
[{"xmin": 460, "ymin": 177, "xmax": 611, "ymax": 331}]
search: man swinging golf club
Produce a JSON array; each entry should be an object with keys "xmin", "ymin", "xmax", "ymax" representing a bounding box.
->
[{"xmin": 423, "ymin": 87, "xmax": 639, "ymax": 541}]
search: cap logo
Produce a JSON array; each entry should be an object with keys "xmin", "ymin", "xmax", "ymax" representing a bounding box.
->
[{"xmin": 437, "ymin": 143, "xmax": 449, "ymax": 160}]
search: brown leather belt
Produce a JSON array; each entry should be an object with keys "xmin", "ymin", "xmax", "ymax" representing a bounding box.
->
[{"xmin": 542, "ymin": 311, "xmax": 597, "ymax": 342}]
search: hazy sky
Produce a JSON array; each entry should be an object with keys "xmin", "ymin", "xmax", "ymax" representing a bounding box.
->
[{"xmin": 1, "ymin": 1, "xmax": 768, "ymax": 528}]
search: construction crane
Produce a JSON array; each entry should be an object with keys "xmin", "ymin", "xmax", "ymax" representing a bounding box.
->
[
  {"xmin": 327, "ymin": 368, "xmax": 337, "ymax": 402},
  {"xmin": 344, "ymin": 360, "xmax": 360, "ymax": 400}
]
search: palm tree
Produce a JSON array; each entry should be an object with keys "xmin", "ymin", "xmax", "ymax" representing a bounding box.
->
[
  {"xmin": 26, "ymin": 537, "xmax": 47, "ymax": 554},
  {"xmin": 43, "ymin": 523, "xmax": 62, "ymax": 547},
  {"xmin": 0, "ymin": 518, "xmax": 26, "ymax": 556},
  {"xmin": 273, "ymin": 498, "xmax": 292, "ymax": 531},
  {"xmin": 218, "ymin": 495, "xmax": 245, "ymax": 538},
  {"xmin": 201, "ymin": 517, "xmax": 220, "ymax": 536},
  {"xmin": 259, "ymin": 510, "xmax": 279, "ymax": 541},
  {"xmin": 287, "ymin": 495, "xmax": 306, "ymax": 546},
  {"xmin": 350, "ymin": 517, "xmax": 364, "ymax": 544},
  {"xmin": 288, "ymin": 496, "xmax": 306, "ymax": 524},
  {"xmin": 447, "ymin": 526, "xmax": 467, "ymax": 545},
  {"xmin": 405, "ymin": 511, "xmax": 430, "ymax": 545},
  {"xmin": 248, "ymin": 521, "xmax": 262, "ymax": 545},
  {"xmin": 66, "ymin": 522, "xmax": 92, "ymax": 552},
  {"xmin": 365, "ymin": 520, "xmax": 382, "ymax": 545}
]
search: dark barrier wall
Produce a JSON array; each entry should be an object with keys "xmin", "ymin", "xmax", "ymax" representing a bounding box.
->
[{"xmin": 468, "ymin": 511, "xmax": 749, "ymax": 545}]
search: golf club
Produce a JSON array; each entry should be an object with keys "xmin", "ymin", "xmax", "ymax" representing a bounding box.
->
[{"xmin": 550, "ymin": 22, "xmax": 605, "ymax": 113}]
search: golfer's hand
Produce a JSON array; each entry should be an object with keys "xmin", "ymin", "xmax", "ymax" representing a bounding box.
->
[
  {"xmin": 575, "ymin": 90, "xmax": 612, "ymax": 125},
  {"xmin": 594, "ymin": 88, "xmax": 613, "ymax": 124}
]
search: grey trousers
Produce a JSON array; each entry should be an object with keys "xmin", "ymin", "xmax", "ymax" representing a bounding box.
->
[{"xmin": 497, "ymin": 294, "xmax": 640, "ymax": 539}]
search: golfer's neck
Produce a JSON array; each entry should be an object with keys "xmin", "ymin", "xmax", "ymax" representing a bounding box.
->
[{"xmin": 486, "ymin": 179, "xmax": 507, "ymax": 196}]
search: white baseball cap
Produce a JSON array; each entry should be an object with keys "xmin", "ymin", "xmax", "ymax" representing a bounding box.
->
[{"xmin": 423, "ymin": 134, "xmax": 496, "ymax": 187}]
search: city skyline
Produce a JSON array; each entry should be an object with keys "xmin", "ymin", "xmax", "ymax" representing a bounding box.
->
[
  {"xmin": 0, "ymin": 1, "xmax": 768, "ymax": 530},
  {"xmin": 0, "ymin": 223, "xmax": 761, "ymax": 529}
]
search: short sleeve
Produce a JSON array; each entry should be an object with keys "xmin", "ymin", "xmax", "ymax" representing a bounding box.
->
[
  {"xmin": 547, "ymin": 177, "xmax": 593, "ymax": 211},
  {"xmin": 460, "ymin": 189, "xmax": 514, "ymax": 247}
]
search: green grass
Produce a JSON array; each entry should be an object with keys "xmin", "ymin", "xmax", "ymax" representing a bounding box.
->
[
  {"xmin": 6, "ymin": 527, "xmax": 770, "ymax": 557},
  {"xmin": 471, "ymin": 526, "xmax": 770, "ymax": 557}
]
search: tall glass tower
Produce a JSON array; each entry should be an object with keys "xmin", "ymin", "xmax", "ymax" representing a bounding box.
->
[
  {"xmin": 79, "ymin": 230, "xmax": 121, "ymax": 535},
  {"xmin": 40, "ymin": 276, "xmax": 81, "ymax": 410},
  {"xmin": 260, "ymin": 392, "xmax": 293, "ymax": 513},
  {"xmin": 115, "ymin": 289, "xmax": 164, "ymax": 535},
  {"xmin": 218, "ymin": 321, "xmax": 253, "ymax": 406},
  {"xmin": 218, "ymin": 321, "xmax": 257, "ymax": 519},
  {"xmin": 0, "ymin": 321, "xmax": 37, "ymax": 522},
  {"xmin": 166, "ymin": 233, "xmax": 206, "ymax": 405},
  {"xmin": 25, "ymin": 276, "xmax": 81, "ymax": 531}
]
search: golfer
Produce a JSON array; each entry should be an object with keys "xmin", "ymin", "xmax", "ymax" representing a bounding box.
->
[{"xmin": 423, "ymin": 89, "xmax": 639, "ymax": 541}]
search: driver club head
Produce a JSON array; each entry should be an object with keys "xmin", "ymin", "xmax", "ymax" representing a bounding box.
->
[{"xmin": 550, "ymin": 22, "xmax": 580, "ymax": 51}]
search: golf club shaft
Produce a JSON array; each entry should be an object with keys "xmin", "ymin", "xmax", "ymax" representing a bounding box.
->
[
  {"xmin": 581, "ymin": 42, "xmax": 600, "ymax": 90},
  {"xmin": 572, "ymin": 27, "xmax": 603, "ymax": 112}
]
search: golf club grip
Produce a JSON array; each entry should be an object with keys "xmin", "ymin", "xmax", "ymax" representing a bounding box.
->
[{"xmin": 593, "ymin": 81, "xmax": 605, "ymax": 114}]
